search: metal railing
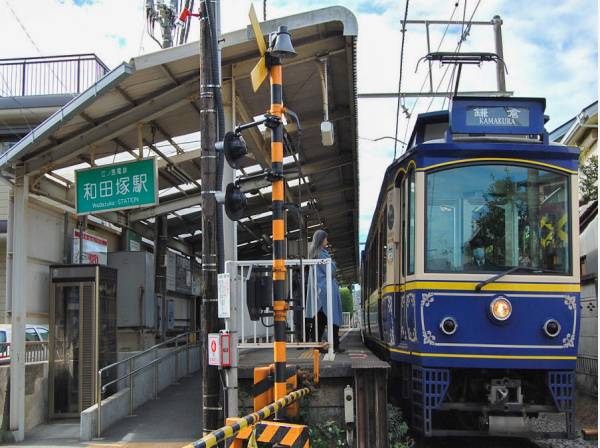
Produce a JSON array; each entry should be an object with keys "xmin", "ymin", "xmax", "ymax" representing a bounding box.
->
[
  {"xmin": 96, "ymin": 331, "xmax": 200, "ymax": 437},
  {"xmin": 342, "ymin": 310, "xmax": 361, "ymax": 329},
  {"xmin": 0, "ymin": 54, "xmax": 109, "ymax": 97},
  {"xmin": 226, "ymin": 259, "xmax": 336, "ymax": 360},
  {"xmin": 0, "ymin": 341, "xmax": 49, "ymax": 364},
  {"xmin": 577, "ymin": 354, "xmax": 598, "ymax": 377}
]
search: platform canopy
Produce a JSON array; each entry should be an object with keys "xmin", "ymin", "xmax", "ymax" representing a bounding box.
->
[{"xmin": 0, "ymin": 6, "xmax": 359, "ymax": 282}]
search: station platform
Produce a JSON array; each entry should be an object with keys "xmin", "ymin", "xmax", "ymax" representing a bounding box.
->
[
  {"xmin": 237, "ymin": 328, "xmax": 389, "ymax": 379},
  {"xmin": 7, "ymin": 373, "xmax": 202, "ymax": 447},
  {"xmin": 7, "ymin": 330, "xmax": 387, "ymax": 447},
  {"xmin": 236, "ymin": 328, "xmax": 390, "ymax": 447}
]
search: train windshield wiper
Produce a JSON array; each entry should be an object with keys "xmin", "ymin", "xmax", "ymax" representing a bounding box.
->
[{"xmin": 475, "ymin": 266, "xmax": 563, "ymax": 291}]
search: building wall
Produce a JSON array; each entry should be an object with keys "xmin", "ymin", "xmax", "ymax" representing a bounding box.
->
[
  {"xmin": 3, "ymin": 197, "xmax": 121, "ymax": 326},
  {"xmin": 0, "ymin": 184, "xmax": 10, "ymax": 220},
  {"xmin": 578, "ymin": 213, "xmax": 598, "ymax": 395},
  {"xmin": 0, "ymin": 183, "xmax": 9, "ymax": 323},
  {"xmin": 0, "ymin": 241, "xmax": 6, "ymax": 324}
]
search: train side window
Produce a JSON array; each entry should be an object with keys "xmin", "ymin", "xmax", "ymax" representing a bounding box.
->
[{"xmin": 407, "ymin": 169, "xmax": 416, "ymax": 275}]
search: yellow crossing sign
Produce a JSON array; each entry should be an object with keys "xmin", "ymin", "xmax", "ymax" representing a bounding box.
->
[{"xmin": 249, "ymin": 4, "xmax": 268, "ymax": 92}]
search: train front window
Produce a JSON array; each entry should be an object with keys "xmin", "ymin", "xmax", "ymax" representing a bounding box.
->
[{"xmin": 426, "ymin": 164, "xmax": 570, "ymax": 274}]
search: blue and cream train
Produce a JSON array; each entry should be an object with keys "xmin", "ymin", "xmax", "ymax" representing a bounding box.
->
[{"xmin": 361, "ymin": 97, "xmax": 580, "ymax": 437}]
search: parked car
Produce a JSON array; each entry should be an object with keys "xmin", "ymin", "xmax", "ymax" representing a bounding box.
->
[{"xmin": 0, "ymin": 324, "xmax": 49, "ymax": 364}]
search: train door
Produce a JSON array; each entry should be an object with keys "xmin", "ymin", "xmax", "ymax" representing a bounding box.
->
[
  {"xmin": 400, "ymin": 173, "xmax": 408, "ymax": 343},
  {"xmin": 367, "ymin": 229, "xmax": 379, "ymax": 337},
  {"xmin": 376, "ymin": 221, "xmax": 385, "ymax": 340},
  {"xmin": 384, "ymin": 188, "xmax": 400, "ymax": 345},
  {"xmin": 389, "ymin": 183, "xmax": 403, "ymax": 345},
  {"xmin": 378, "ymin": 209, "xmax": 388, "ymax": 342}
]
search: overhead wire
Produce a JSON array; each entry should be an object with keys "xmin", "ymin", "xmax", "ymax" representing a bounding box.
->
[
  {"xmin": 3, "ymin": 0, "xmax": 67, "ymax": 92},
  {"xmin": 392, "ymin": 0, "xmax": 410, "ymax": 160},
  {"xmin": 442, "ymin": 0, "xmax": 469, "ymax": 110},
  {"xmin": 435, "ymin": 0, "xmax": 482, "ymax": 111},
  {"xmin": 400, "ymin": 1, "xmax": 459, "ymax": 147}
]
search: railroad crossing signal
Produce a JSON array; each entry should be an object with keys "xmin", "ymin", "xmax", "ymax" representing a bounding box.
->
[{"xmin": 248, "ymin": 4, "xmax": 296, "ymax": 92}]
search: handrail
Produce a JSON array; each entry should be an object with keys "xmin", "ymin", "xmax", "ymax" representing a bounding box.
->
[
  {"xmin": 98, "ymin": 332, "xmax": 194, "ymax": 376},
  {"xmin": 96, "ymin": 331, "xmax": 200, "ymax": 437},
  {"xmin": 184, "ymin": 387, "xmax": 311, "ymax": 448}
]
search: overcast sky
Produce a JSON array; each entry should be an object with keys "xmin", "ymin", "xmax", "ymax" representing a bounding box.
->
[{"xmin": 1, "ymin": 0, "xmax": 597, "ymax": 244}]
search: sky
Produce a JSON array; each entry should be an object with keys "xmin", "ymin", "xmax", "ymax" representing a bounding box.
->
[{"xmin": 1, "ymin": 0, "xmax": 598, "ymax": 245}]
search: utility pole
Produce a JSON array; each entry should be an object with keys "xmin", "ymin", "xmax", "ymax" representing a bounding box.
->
[
  {"xmin": 145, "ymin": 0, "xmax": 179, "ymax": 49},
  {"xmin": 146, "ymin": 0, "xmax": 178, "ymax": 342},
  {"xmin": 158, "ymin": 1, "xmax": 176, "ymax": 48},
  {"xmin": 198, "ymin": 0, "xmax": 221, "ymax": 433}
]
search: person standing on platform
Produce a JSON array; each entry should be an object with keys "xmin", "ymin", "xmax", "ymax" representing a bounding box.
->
[{"xmin": 306, "ymin": 229, "xmax": 344, "ymax": 353}]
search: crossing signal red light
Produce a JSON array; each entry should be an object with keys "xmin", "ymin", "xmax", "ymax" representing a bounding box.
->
[
  {"xmin": 224, "ymin": 183, "xmax": 247, "ymax": 221},
  {"xmin": 216, "ymin": 131, "xmax": 249, "ymax": 169}
]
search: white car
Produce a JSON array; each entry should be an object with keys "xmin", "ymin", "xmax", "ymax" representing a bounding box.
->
[{"xmin": 0, "ymin": 324, "xmax": 49, "ymax": 363}]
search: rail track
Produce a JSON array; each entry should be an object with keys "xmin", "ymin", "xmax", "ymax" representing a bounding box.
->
[{"xmin": 420, "ymin": 436, "xmax": 542, "ymax": 448}]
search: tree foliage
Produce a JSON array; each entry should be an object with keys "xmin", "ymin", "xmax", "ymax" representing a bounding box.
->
[
  {"xmin": 580, "ymin": 154, "xmax": 598, "ymax": 205},
  {"xmin": 339, "ymin": 287, "xmax": 353, "ymax": 313}
]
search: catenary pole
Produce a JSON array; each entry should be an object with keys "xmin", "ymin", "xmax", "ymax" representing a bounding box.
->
[{"xmin": 492, "ymin": 15, "xmax": 506, "ymax": 93}]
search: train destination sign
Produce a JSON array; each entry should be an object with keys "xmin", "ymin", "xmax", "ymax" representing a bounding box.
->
[
  {"xmin": 466, "ymin": 106, "xmax": 529, "ymax": 127},
  {"xmin": 75, "ymin": 157, "xmax": 158, "ymax": 214},
  {"xmin": 450, "ymin": 97, "xmax": 545, "ymax": 135}
]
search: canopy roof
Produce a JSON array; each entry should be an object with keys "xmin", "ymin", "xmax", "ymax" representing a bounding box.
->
[{"xmin": 0, "ymin": 6, "xmax": 359, "ymax": 282}]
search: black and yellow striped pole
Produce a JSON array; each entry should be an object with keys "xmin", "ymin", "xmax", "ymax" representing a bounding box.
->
[
  {"xmin": 269, "ymin": 56, "xmax": 288, "ymax": 412},
  {"xmin": 185, "ymin": 387, "xmax": 310, "ymax": 448},
  {"xmin": 266, "ymin": 24, "xmax": 296, "ymax": 414}
]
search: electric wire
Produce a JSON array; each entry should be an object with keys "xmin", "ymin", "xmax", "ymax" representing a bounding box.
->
[
  {"xmin": 428, "ymin": 0, "xmax": 482, "ymax": 112},
  {"xmin": 0, "ymin": 72, "xmax": 35, "ymax": 134},
  {"xmin": 399, "ymin": 1, "xmax": 459, "ymax": 147},
  {"xmin": 393, "ymin": 0, "xmax": 410, "ymax": 160},
  {"xmin": 3, "ymin": 0, "xmax": 67, "ymax": 92}
]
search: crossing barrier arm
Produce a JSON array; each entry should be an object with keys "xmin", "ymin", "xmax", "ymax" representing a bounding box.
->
[{"xmin": 184, "ymin": 387, "xmax": 310, "ymax": 448}]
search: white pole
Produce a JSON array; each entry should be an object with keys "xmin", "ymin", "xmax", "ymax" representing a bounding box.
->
[
  {"xmin": 9, "ymin": 167, "xmax": 28, "ymax": 441},
  {"xmin": 324, "ymin": 260, "xmax": 335, "ymax": 361},
  {"xmin": 312, "ymin": 266, "xmax": 318, "ymax": 345},
  {"xmin": 226, "ymin": 261, "xmax": 238, "ymax": 418}
]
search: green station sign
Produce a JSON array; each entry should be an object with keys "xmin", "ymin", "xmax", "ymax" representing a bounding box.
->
[{"xmin": 75, "ymin": 158, "xmax": 158, "ymax": 215}]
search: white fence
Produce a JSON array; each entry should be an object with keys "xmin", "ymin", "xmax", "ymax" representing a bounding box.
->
[
  {"xmin": 0, "ymin": 341, "xmax": 48, "ymax": 364},
  {"xmin": 224, "ymin": 259, "xmax": 336, "ymax": 361},
  {"xmin": 341, "ymin": 310, "xmax": 361, "ymax": 329}
]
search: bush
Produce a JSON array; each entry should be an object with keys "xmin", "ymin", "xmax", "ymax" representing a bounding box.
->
[{"xmin": 339, "ymin": 287, "xmax": 353, "ymax": 313}]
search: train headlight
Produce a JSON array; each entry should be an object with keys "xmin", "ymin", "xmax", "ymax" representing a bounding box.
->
[
  {"xmin": 543, "ymin": 319, "xmax": 561, "ymax": 338},
  {"xmin": 490, "ymin": 297, "xmax": 512, "ymax": 322},
  {"xmin": 440, "ymin": 317, "xmax": 458, "ymax": 335}
]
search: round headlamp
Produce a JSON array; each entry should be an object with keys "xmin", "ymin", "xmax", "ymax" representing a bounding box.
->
[
  {"xmin": 440, "ymin": 317, "xmax": 458, "ymax": 335},
  {"xmin": 543, "ymin": 319, "xmax": 561, "ymax": 338},
  {"xmin": 490, "ymin": 297, "xmax": 512, "ymax": 321}
]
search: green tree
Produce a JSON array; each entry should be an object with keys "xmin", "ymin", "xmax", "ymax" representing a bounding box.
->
[
  {"xmin": 339, "ymin": 287, "xmax": 353, "ymax": 313},
  {"xmin": 580, "ymin": 154, "xmax": 598, "ymax": 205}
]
